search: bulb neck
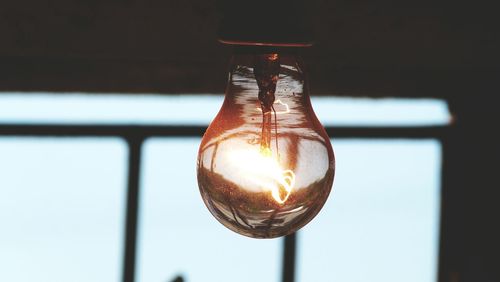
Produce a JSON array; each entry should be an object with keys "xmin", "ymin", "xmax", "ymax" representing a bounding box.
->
[{"xmin": 224, "ymin": 52, "xmax": 311, "ymax": 118}]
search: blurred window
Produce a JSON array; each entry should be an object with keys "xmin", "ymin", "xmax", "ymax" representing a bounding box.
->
[{"xmin": 0, "ymin": 93, "xmax": 448, "ymax": 282}]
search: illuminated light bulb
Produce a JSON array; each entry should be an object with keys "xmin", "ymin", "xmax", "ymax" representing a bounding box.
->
[{"xmin": 197, "ymin": 49, "xmax": 335, "ymax": 238}]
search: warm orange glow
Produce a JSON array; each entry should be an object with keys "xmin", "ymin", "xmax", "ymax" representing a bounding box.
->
[
  {"xmin": 268, "ymin": 53, "xmax": 279, "ymax": 61},
  {"xmin": 227, "ymin": 149, "xmax": 295, "ymax": 204},
  {"xmin": 197, "ymin": 52, "xmax": 334, "ymax": 238}
]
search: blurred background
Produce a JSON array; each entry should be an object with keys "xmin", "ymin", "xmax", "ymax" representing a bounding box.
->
[{"xmin": 0, "ymin": 1, "xmax": 499, "ymax": 282}]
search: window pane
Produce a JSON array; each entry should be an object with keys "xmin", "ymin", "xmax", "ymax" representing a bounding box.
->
[
  {"xmin": 137, "ymin": 138, "xmax": 281, "ymax": 282},
  {"xmin": 297, "ymin": 140, "xmax": 441, "ymax": 282},
  {"xmin": 0, "ymin": 138, "xmax": 127, "ymax": 282},
  {"xmin": 313, "ymin": 97, "xmax": 450, "ymax": 127},
  {"xmin": 0, "ymin": 93, "xmax": 450, "ymax": 127}
]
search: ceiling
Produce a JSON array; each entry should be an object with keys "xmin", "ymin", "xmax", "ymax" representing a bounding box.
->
[{"xmin": 1, "ymin": 0, "xmax": 498, "ymax": 98}]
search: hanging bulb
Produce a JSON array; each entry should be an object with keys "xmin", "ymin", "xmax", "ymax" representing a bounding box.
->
[{"xmin": 197, "ymin": 48, "xmax": 335, "ymax": 238}]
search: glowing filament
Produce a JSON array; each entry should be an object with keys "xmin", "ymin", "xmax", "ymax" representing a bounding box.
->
[
  {"xmin": 228, "ymin": 149, "xmax": 295, "ymax": 204},
  {"xmin": 255, "ymin": 99, "xmax": 290, "ymax": 115}
]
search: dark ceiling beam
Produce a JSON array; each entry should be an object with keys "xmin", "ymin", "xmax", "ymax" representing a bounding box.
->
[
  {"xmin": 0, "ymin": 0, "xmax": 498, "ymax": 97},
  {"xmin": 1, "ymin": 56, "xmax": 498, "ymax": 98}
]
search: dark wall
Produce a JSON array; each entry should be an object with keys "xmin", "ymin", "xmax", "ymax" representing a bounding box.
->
[{"xmin": 1, "ymin": 0, "xmax": 498, "ymax": 96}]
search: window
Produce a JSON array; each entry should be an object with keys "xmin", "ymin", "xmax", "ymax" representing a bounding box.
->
[
  {"xmin": 298, "ymin": 140, "xmax": 441, "ymax": 282},
  {"xmin": 0, "ymin": 138, "xmax": 126, "ymax": 282},
  {"xmin": 0, "ymin": 93, "xmax": 449, "ymax": 282}
]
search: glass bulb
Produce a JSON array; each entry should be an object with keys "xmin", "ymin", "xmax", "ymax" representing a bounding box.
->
[{"xmin": 197, "ymin": 50, "xmax": 335, "ymax": 238}]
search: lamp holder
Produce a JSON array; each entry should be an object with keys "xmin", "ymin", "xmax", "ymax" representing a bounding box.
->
[{"xmin": 217, "ymin": 0, "xmax": 314, "ymax": 47}]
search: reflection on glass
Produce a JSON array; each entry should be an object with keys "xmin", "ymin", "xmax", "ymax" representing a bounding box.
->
[{"xmin": 197, "ymin": 52, "xmax": 335, "ymax": 238}]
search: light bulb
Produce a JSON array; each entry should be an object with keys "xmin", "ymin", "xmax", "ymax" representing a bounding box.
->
[{"xmin": 197, "ymin": 49, "xmax": 335, "ymax": 238}]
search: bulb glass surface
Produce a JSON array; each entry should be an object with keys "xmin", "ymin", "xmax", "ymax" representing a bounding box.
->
[{"xmin": 197, "ymin": 52, "xmax": 335, "ymax": 238}]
